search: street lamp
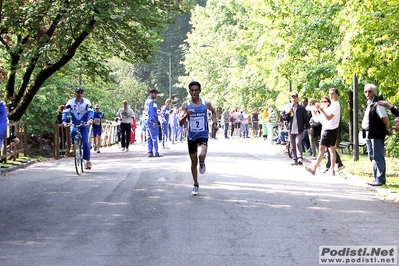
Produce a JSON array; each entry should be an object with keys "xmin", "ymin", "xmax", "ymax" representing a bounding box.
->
[{"xmin": 156, "ymin": 50, "xmax": 172, "ymax": 99}]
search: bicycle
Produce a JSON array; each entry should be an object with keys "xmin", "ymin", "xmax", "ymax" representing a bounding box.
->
[
  {"xmin": 286, "ymin": 141, "xmax": 293, "ymax": 159},
  {"xmin": 66, "ymin": 121, "xmax": 87, "ymax": 175},
  {"xmin": 281, "ymin": 133, "xmax": 293, "ymax": 159}
]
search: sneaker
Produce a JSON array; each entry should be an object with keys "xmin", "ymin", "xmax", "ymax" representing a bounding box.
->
[
  {"xmin": 331, "ymin": 169, "xmax": 336, "ymax": 176},
  {"xmin": 311, "ymin": 156, "xmax": 317, "ymax": 160},
  {"xmin": 191, "ymin": 185, "xmax": 199, "ymax": 196},
  {"xmin": 322, "ymin": 168, "xmax": 329, "ymax": 174},
  {"xmin": 155, "ymin": 153, "xmax": 163, "ymax": 157},
  {"xmin": 97, "ymin": 150, "xmax": 100, "ymax": 153},
  {"xmin": 199, "ymin": 161, "xmax": 206, "ymax": 174},
  {"xmin": 86, "ymin": 161, "xmax": 92, "ymax": 170},
  {"xmin": 93, "ymin": 145, "xmax": 97, "ymax": 151},
  {"xmin": 122, "ymin": 148, "xmax": 125, "ymax": 151},
  {"xmin": 126, "ymin": 148, "xmax": 129, "ymax": 152},
  {"xmin": 305, "ymin": 166, "xmax": 316, "ymax": 175},
  {"xmin": 291, "ymin": 161, "xmax": 298, "ymax": 166},
  {"xmin": 338, "ymin": 165, "xmax": 345, "ymax": 171},
  {"xmin": 298, "ymin": 160, "xmax": 303, "ymax": 165},
  {"xmin": 147, "ymin": 153, "xmax": 154, "ymax": 157}
]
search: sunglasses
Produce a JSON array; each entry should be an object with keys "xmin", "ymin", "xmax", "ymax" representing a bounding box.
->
[
  {"xmin": 76, "ymin": 91, "xmax": 84, "ymax": 94},
  {"xmin": 321, "ymin": 100, "xmax": 329, "ymax": 103}
]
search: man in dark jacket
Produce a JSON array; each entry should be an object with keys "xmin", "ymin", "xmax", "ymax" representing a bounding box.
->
[
  {"xmin": 362, "ymin": 84, "xmax": 391, "ymax": 186},
  {"xmin": 284, "ymin": 92, "xmax": 310, "ymax": 165}
]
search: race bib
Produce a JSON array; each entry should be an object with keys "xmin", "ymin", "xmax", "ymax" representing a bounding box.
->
[{"xmin": 189, "ymin": 116, "xmax": 205, "ymax": 132}]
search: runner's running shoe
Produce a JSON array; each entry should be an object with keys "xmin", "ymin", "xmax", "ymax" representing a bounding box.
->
[
  {"xmin": 192, "ymin": 185, "xmax": 199, "ymax": 196},
  {"xmin": 199, "ymin": 161, "xmax": 206, "ymax": 174}
]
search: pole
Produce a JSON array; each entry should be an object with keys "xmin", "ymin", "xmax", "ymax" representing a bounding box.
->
[
  {"xmin": 156, "ymin": 50, "xmax": 172, "ymax": 99},
  {"xmin": 353, "ymin": 74, "xmax": 359, "ymax": 161}
]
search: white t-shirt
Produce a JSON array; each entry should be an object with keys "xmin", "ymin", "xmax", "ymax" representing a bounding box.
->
[
  {"xmin": 323, "ymin": 101, "xmax": 340, "ymax": 130},
  {"xmin": 118, "ymin": 108, "xmax": 135, "ymax": 124}
]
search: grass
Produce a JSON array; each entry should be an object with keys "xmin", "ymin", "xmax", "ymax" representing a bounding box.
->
[
  {"xmin": 1, "ymin": 155, "xmax": 51, "ymax": 169},
  {"xmin": 339, "ymin": 153, "xmax": 399, "ymax": 193}
]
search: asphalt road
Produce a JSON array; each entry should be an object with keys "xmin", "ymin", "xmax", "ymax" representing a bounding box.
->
[{"xmin": 0, "ymin": 137, "xmax": 398, "ymax": 266}]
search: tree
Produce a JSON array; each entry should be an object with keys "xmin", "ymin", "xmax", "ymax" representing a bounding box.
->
[{"xmin": 0, "ymin": 0, "xmax": 191, "ymax": 121}]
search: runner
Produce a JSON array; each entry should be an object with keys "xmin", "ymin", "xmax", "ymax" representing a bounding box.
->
[{"xmin": 179, "ymin": 81, "xmax": 218, "ymax": 196}]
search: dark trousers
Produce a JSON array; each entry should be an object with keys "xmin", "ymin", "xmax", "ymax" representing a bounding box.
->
[
  {"xmin": 224, "ymin": 122, "xmax": 229, "ymax": 137},
  {"xmin": 325, "ymin": 149, "xmax": 343, "ymax": 169},
  {"xmin": 120, "ymin": 122, "xmax": 131, "ymax": 148}
]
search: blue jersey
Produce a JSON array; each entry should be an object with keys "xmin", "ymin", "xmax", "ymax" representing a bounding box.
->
[
  {"xmin": 161, "ymin": 105, "xmax": 170, "ymax": 124},
  {"xmin": 144, "ymin": 97, "xmax": 158, "ymax": 124},
  {"xmin": 93, "ymin": 111, "xmax": 104, "ymax": 128},
  {"xmin": 62, "ymin": 98, "xmax": 94, "ymax": 125},
  {"xmin": 187, "ymin": 99, "xmax": 209, "ymax": 141}
]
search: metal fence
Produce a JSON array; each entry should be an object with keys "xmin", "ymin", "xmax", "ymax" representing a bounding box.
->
[{"xmin": 1, "ymin": 121, "xmax": 120, "ymax": 163}]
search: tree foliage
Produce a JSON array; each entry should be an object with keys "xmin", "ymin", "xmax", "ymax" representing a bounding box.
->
[
  {"xmin": 182, "ymin": 0, "xmax": 399, "ymax": 111},
  {"xmin": 0, "ymin": 0, "xmax": 191, "ymax": 121}
]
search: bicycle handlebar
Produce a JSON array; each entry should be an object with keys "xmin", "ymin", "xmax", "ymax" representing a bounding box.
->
[{"xmin": 64, "ymin": 121, "xmax": 90, "ymax": 127}]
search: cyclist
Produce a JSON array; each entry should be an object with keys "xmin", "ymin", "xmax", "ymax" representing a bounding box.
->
[{"xmin": 62, "ymin": 87, "xmax": 94, "ymax": 169}]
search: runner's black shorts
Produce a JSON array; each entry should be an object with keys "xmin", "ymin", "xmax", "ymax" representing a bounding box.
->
[{"xmin": 188, "ymin": 138, "xmax": 208, "ymax": 154}]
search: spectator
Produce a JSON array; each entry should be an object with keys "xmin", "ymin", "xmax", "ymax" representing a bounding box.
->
[
  {"xmin": 114, "ymin": 117, "xmax": 121, "ymax": 144},
  {"xmin": 230, "ymin": 109, "xmax": 236, "ymax": 138},
  {"xmin": 55, "ymin": 104, "xmax": 68, "ymax": 151},
  {"xmin": 301, "ymin": 97, "xmax": 312, "ymax": 155},
  {"xmin": 170, "ymin": 108, "xmax": 179, "ymax": 144},
  {"xmin": 130, "ymin": 117, "xmax": 137, "ymax": 144},
  {"xmin": 241, "ymin": 108, "xmax": 250, "ymax": 138},
  {"xmin": 161, "ymin": 98, "xmax": 171, "ymax": 149},
  {"xmin": 305, "ymin": 88, "xmax": 342, "ymax": 175},
  {"xmin": 222, "ymin": 107, "xmax": 230, "ymax": 139},
  {"xmin": 144, "ymin": 89, "xmax": 162, "ymax": 157},
  {"xmin": 117, "ymin": 100, "xmax": 135, "ymax": 152},
  {"xmin": 234, "ymin": 107, "xmax": 242, "ymax": 138},
  {"xmin": 362, "ymin": 84, "xmax": 390, "ymax": 186},
  {"xmin": 307, "ymin": 98, "xmax": 321, "ymax": 159},
  {"xmin": 251, "ymin": 108, "xmax": 259, "ymax": 138},
  {"xmin": 266, "ymin": 107, "xmax": 276, "ymax": 144},
  {"xmin": 284, "ymin": 92, "xmax": 309, "ymax": 165},
  {"xmin": 138, "ymin": 111, "xmax": 147, "ymax": 145}
]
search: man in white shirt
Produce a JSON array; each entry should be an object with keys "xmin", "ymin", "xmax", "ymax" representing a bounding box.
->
[{"xmin": 117, "ymin": 100, "xmax": 135, "ymax": 152}]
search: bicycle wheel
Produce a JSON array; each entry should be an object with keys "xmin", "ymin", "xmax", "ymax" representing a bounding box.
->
[
  {"xmin": 80, "ymin": 142, "xmax": 85, "ymax": 173},
  {"xmin": 286, "ymin": 143, "xmax": 293, "ymax": 159},
  {"xmin": 74, "ymin": 141, "xmax": 82, "ymax": 175}
]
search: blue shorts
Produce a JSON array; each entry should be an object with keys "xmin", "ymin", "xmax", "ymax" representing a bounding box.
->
[{"xmin": 92, "ymin": 127, "xmax": 102, "ymax": 137}]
